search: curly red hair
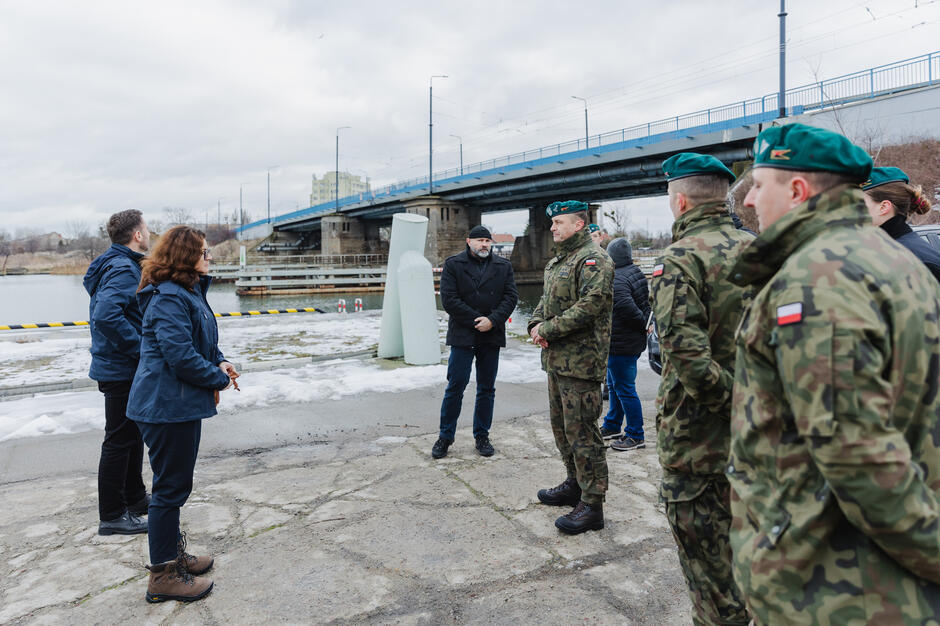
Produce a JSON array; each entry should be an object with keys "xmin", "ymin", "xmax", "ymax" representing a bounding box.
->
[{"xmin": 138, "ymin": 225, "xmax": 206, "ymax": 292}]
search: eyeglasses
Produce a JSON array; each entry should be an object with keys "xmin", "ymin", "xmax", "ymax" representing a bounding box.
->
[{"xmin": 202, "ymin": 248, "xmax": 212, "ymax": 260}]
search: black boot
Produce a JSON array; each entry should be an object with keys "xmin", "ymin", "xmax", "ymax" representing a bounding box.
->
[
  {"xmin": 536, "ymin": 477, "xmax": 581, "ymax": 506},
  {"xmin": 431, "ymin": 437, "xmax": 452, "ymax": 459},
  {"xmin": 475, "ymin": 435, "xmax": 494, "ymax": 457},
  {"xmin": 555, "ymin": 501, "xmax": 604, "ymax": 534}
]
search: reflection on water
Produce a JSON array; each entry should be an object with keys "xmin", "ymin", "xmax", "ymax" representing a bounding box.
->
[{"xmin": 0, "ymin": 274, "xmax": 544, "ymax": 326}]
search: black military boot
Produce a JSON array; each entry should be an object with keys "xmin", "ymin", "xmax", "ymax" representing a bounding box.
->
[
  {"xmin": 431, "ymin": 437, "xmax": 453, "ymax": 459},
  {"xmin": 536, "ymin": 477, "xmax": 581, "ymax": 506},
  {"xmin": 555, "ymin": 501, "xmax": 604, "ymax": 534}
]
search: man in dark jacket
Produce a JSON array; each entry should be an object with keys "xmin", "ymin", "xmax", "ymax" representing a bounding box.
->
[
  {"xmin": 432, "ymin": 225, "xmax": 518, "ymax": 459},
  {"xmin": 600, "ymin": 237, "xmax": 650, "ymax": 451},
  {"xmin": 83, "ymin": 209, "xmax": 151, "ymax": 536}
]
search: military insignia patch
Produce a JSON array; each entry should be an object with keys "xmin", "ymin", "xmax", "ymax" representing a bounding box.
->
[
  {"xmin": 770, "ymin": 148, "xmax": 791, "ymax": 160},
  {"xmin": 776, "ymin": 302, "xmax": 802, "ymax": 325},
  {"xmin": 652, "ymin": 264, "xmax": 664, "ymax": 277},
  {"xmin": 585, "ymin": 259, "xmax": 596, "ymax": 266}
]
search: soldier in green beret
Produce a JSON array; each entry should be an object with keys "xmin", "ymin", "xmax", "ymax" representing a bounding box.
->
[
  {"xmin": 528, "ymin": 200, "xmax": 614, "ymax": 534},
  {"xmin": 728, "ymin": 123, "xmax": 940, "ymax": 622},
  {"xmin": 861, "ymin": 166, "xmax": 940, "ymax": 283},
  {"xmin": 651, "ymin": 152, "xmax": 752, "ymax": 625}
]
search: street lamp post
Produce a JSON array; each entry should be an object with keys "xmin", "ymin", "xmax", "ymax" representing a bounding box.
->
[
  {"xmin": 449, "ymin": 134, "xmax": 463, "ymax": 175},
  {"xmin": 571, "ymin": 95, "xmax": 589, "ymax": 148},
  {"xmin": 266, "ymin": 166, "xmax": 278, "ymax": 223},
  {"xmin": 239, "ymin": 182, "xmax": 250, "ymax": 233},
  {"xmin": 778, "ymin": 0, "xmax": 787, "ymax": 118},
  {"xmin": 335, "ymin": 127, "xmax": 351, "ymax": 212},
  {"xmin": 429, "ymin": 74, "xmax": 448, "ymax": 193}
]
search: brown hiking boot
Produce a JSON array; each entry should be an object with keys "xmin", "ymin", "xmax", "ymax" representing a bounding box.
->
[
  {"xmin": 176, "ymin": 531, "xmax": 213, "ymax": 575},
  {"xmin": 537, "ymin": 477, "xmax": 582, "ymax": 506},
  {"xmin": 145, "ymin": 560, "xmax": 213, "ymax": 603},
  {"xmin": 180, "ymin": 551, "xmax": 214, "ymax": 576}
]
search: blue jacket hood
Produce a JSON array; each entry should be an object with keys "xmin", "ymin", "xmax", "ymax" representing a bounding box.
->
[{"xmin": 84, "ymin": 244, "xmax": 144, "ymax": 296}]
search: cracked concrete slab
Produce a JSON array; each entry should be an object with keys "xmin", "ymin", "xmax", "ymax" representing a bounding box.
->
[{"xmin": 0, "ymin": 370, "xmax": 692, "ymax": 624}]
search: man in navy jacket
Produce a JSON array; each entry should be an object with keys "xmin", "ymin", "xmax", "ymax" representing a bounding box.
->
[
  {"xmin": 432, "ymin": 225, "xmax": 518, "ymax": 459},
  {"xmin": 83, "ymin": 209, "xmax": 151, "ymax": 536}
]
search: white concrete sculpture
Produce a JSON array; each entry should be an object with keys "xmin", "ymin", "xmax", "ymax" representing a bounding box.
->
[
  {"xmin": 377, "ymin": 213, "xmax": 439, "ymax": 364},
  {"xmin": 397, "ymin": 250, "xmax": 442, "ymax": 365}
]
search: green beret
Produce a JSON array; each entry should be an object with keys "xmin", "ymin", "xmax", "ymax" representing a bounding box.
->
[
  {"xmin": 588, "ymin": 223, "xmax": 600, "ymax": 233},
  {"xmin": 662, "ymin": 153, "xmax": 735, "ymax": 183},
  {"xmin": 861, "ymin": 166, "xmax": 909, "ymax": 191},
  {"xmin": 753, "ymin": 123, "xmax": 872, "ymax": 182},
  {"xmin": 546, "ymin": 200, "xmax": 588, "ymax": 218}
]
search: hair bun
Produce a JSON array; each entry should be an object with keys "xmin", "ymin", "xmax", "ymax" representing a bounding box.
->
[{"xmin": 911, "ymin": 189, "xmax": 932, "ymax": 215}]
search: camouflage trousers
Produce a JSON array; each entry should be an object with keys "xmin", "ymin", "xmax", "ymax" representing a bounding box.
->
[
  {"xmin": 547, "ymin": 372, "xmax": 608, "ymax": 504},
  {"xmin": 665, "ymin": 477, "xmax": 749, "ymax": 626}
]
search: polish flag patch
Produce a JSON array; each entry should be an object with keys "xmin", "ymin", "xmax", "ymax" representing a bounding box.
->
[
  {"xmin": 776, "ymin": 302, "xmax": 803, "ymax": 326},
  {"xmin": 652, "ymin": 264, "xmax": 664, "ymax": 277},
  {"xmin": 585, "ymin": 259, "xmax": 596, "ymax": 266}
]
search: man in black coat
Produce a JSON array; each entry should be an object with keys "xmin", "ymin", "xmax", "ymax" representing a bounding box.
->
[
  {"xmin": 600, "ymin": 237, "xmax": 651, "ymax": 452},
  {"xmin": 432, "ymin": 225, "xmax": 519, "ymax": 459}
]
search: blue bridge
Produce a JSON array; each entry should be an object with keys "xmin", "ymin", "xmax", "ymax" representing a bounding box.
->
[{"xmin": 238, "ymin": 51, "xmax": 940, "ymax": 270}]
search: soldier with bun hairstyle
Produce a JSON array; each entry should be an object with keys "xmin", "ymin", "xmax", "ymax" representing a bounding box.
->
[{"xmin": 862, "ymin": 166, "xmax": 940, "ymax": 283}]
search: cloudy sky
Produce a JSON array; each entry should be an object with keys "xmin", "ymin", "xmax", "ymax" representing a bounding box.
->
[{"xmin": 2, "ymin": 0, "xmax": 939, "ymax": 238}]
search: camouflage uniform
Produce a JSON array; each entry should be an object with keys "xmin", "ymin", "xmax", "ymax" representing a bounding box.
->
[
  {"xmin": 528, "ymin": 228, "xmax": 614, "ymax": 504},
  {"xmin": 727, "ymin": 185, "xmax": 940, "ymax": 624},
  {"xmin": 650, "ymin": 201, "xmax": 753, "ymax": 625}
]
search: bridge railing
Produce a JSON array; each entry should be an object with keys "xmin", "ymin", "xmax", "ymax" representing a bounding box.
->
[{"xmin": 238, "ymin": 51, "xmax": 938, "ymax": 234}]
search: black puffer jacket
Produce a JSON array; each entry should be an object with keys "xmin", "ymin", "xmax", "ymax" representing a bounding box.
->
[{"xmin": 606, "ymin": 238, "xmax": 650, "ymax": 356}]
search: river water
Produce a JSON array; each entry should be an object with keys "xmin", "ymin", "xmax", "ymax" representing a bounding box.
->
[{"xmin": 0, "ymin": 274, "xmax": 543, "ymax": 326}]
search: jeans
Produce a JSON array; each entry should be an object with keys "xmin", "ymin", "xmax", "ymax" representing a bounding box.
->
[
  {"xmin": 601, "ymin": 354, "xmax": 644, "ymax": 440},
  {"xmin": 97, "ymin": 380, "xmax": 146, "ymax": 521},
  {"xmin": 439, "ymin": 344, "xmax": 500, "ymax": 440},
  {"xmin": 136, "ymin": 419, "xmax": 202, "ymax": 565}
]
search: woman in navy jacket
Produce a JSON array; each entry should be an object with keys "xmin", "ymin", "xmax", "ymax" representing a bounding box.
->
[
  {"xmin": 128, "ymin": 225, "xmax": 236, "ymax": 603},
  {"xmin": 863, "ymin": 166, "xmax": 940, "ymax": 283}
]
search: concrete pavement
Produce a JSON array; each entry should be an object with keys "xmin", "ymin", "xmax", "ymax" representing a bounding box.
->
[{"xmin": 0, "ymin": 366, "xmax": 692, "ymax": 624}]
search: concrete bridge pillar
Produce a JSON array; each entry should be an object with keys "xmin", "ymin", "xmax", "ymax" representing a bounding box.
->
[
  {"xmin": 321, "ymin": 214, "xmax": 367, "ymax": 256},
  {"xmin": 402, "ymin": 197, "xmax": 480, "ymax": 266}
]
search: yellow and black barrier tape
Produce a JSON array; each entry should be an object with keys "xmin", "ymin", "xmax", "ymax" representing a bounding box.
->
[
  {"xmin": 0, "ymin": 320, "xmax": 90, "ymax": 330},
  {"xmin": 0, "ymin": 307, "xmax": 327, "ymax": 331},
  {"xmin": 214, "ymin": 307, "xmax": 325, "ymax": 317}
]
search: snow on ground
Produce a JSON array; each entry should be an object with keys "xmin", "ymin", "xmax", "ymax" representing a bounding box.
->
[
  {"xmin": 0, "ymin": 311, "xmax": 399, "ymax": 388},
  {"xmin": 0, "ymin": 310, "xmax": 650, "ymax": 443},
  {"xmin": 0, "ymin": 310, "xmax": 543, "ymax": 442}
]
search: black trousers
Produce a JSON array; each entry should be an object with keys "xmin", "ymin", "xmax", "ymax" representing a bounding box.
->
[
  {"xmin": 137, "ymin": 419, "xmax": 202, "ymax": 565},
  {"xmin": 97, "ymin": 380, "xmax": 146, "ymax": 521}
]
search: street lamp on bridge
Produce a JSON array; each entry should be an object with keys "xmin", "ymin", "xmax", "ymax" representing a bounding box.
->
[
  {"xmin": 450, "ymin": 134, "xmax": 463, "ymax": 176},
  {"xmin": 429, "ymin": 74, "xmax": 448, "ymax": 193},
  {"xmin": 267, "ymin": 166, "xmax": 278, "ymax": 223},
  {"xmin": 571, "ymin": 95, "xmax": 589, "ymax": 149},
  {"xmin": 336, "ymin": 126, "xmax": 351, "ymax": 212},
  {"xmin": 239, "ymin": 182, "xmax": 250, "ymax": 232}
]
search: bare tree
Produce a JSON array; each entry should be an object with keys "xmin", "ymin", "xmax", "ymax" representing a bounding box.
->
[
  {"xmin": 602, "ymin": 202, "xmax": 632, "ymax": 236},
  {"xmin": 163, "ymin": 206, "xmax": 194, "ymax": 226},
  {"xmin": 0, "ymin": 230, "xmax": 11, "ymax": 274},
  {"xmin": 66, "ymin": 219, "xmax": 109, "ymax": 260}
]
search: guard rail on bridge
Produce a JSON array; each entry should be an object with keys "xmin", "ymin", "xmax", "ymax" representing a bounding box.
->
[{"xmin": 239, "ymin": 50, "xmax": 939, "ymax": 237}]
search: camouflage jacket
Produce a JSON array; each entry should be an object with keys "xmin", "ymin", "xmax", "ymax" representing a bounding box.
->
[
  {"xmin": 528, "ymin": 228, "xmax": 613, "ymax": 382},
  {"xmin": 726, "ymin": 185, "xmax": 940, "ymax": 624},
  {"xmin": 651, "ymin": 202, "xmax": 754, "ymax": 502}
]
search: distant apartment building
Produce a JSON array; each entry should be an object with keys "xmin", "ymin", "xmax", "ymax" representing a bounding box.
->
[{"xmin": 310, "ymin": 171, "xmax": 371, "ymax": 207}]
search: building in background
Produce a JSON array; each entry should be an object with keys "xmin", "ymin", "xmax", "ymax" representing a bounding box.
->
[
  {"xmin": 491, "ymin": 233, "xmax": 515, "ymax": 258},
  {"xmin": 310, "ymin": 171, "xmax": 371, "ymax": 207}
]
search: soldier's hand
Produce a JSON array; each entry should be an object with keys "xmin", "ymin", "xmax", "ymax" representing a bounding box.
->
[
  {"xmin": 474, "ymin": 316, "xmax": 493, "ymax": 332},
  {"xmin": 529, "ymin": 323, "xmax": 548, "ymax": 348}
]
